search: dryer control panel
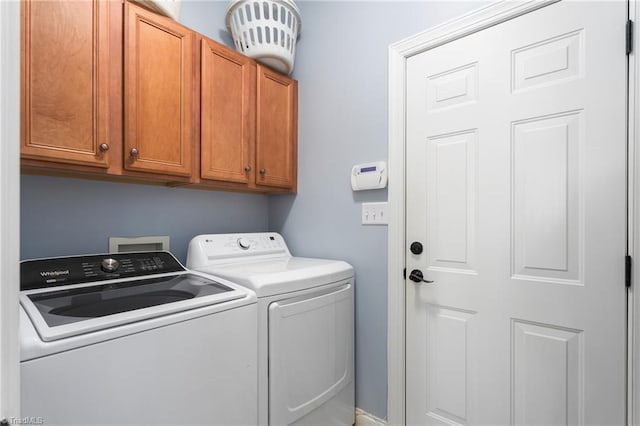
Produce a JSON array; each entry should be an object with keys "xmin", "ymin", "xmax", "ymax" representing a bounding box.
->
[{"xmin": 187, "ymin": 233, "xmax": 291, "ymax": 267}]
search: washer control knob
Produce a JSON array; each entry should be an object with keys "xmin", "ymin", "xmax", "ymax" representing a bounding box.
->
[
  {"xmin": 237, "ymin": 238, "xmax": 251, "ymax": 250},
  {"xmin": 101, "ymin": 258, "xmax": 120, "ymax": 273}
]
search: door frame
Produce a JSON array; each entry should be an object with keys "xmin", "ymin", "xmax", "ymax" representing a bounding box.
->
[
  {"xmin": 0, "ymin": 0, "xmax": 21, "ymax": 421},
  {"xmin": 629, "ymin": 1, "xmax": 640, "ymax": 425},
  {"xmin": 387, "ymin": 0, "xmax": 636, "ymax": 424}
]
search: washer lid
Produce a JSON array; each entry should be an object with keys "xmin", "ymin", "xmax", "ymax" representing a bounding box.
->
[
  {"xmin": 20, "ymin": 270, "xmax": 255, "ymax": 342},
  {"xmin": 194, "ymin": 257, "xmax": 354, "ymax": 297}
]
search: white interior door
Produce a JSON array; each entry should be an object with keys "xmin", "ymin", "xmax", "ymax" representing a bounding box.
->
[{"xmin": 406, "ymin": 1, "xmax": 628, "ymax": 424}]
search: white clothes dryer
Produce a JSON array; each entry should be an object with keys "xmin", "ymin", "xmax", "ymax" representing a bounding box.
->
[{"xmin": 187, "ymin": 233, "xmax": 355, "ymax": 426}]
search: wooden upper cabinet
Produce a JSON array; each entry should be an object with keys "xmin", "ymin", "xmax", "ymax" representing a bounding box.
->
[
  {"xmin": 124, "ymin": 2, "xmax": 193, "ymax": 177},
  {"xmin": 256, "ymin": 65, "xmax": 298, "ymax": 191},
  {"xmin": 199, "ymin": 37, "xmax": 255, "ymax": 185},
  {"xmin": 21, "ymin": 0, "xmax": 119, "ymax": 168},
  {"xmin": 21, "ymin": 1, "xmax": 298, "ymax": 192}
]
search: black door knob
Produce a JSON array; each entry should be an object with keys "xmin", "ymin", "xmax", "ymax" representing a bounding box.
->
[
  {"xmin": 410, "ymin": 241, "xmax": 423, "ymax": 255},
  {"xmin": 408, "ymin": 269, "xmax": 433, "ymax": 284}
]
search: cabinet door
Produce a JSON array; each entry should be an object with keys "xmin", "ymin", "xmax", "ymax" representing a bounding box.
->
[
  {"xmin": 200, "ymin": 38, "xmax": 255, "ymax": 184},
  {"xmin": 256, "ymin": 65, "xmax": 298, "ymax": 191},
  {"xmin": 124, "ymin": 3, "xmax": 193, "ymax": 177},
  {"xmin": 21, "ymin": 0, "xmax": 115, "ymax": 168}
]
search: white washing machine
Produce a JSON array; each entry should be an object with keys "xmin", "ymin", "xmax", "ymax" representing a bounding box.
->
[
  {"xmin": 187, "ymin": 233, "xmax": 354, "ymax": 426},
  {"xmin": 20, "ymin": 251, "xmax": 258, "ymax": 426}
]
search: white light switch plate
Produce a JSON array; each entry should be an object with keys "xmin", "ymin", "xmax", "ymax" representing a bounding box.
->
[{"xmin": 362, "ymin": 202, "xmax": 388, "ymax": 225}]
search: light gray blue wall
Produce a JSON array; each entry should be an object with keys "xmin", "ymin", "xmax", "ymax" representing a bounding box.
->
[
  {"xmin": 20, "ymin": 0, "xmax": 487, "ymax": 420},
  {"xmin": 180, "ymin": 0, "xmax": 230, "ymax": 42},
  {"xmin": 269, "ymin": 1, "xmax": 487, "ymax": 420},
  {"xmin": 21, "ymin": 175, "xmax": 268, "ymax": 262}
]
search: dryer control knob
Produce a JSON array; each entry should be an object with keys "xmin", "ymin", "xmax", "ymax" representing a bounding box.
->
[
  {"xmin": 101, "ymin": 258, "xmax": 120, "ymax": 273},
  {"xmin": 237, "ymin": 238, "xmax": 251, "ymax": 250}
]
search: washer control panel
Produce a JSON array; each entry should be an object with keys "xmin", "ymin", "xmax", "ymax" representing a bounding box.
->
[{"xmin": 21, "ymin": 251, "xmax": 184, "ymax": 290}]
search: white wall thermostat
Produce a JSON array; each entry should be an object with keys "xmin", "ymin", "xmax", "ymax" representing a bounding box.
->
[{"xmin": 351, "ymin": 161, "xmax": 387, "ymax": 191}]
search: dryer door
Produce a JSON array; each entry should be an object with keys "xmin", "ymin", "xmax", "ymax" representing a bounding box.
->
[{"xmin": 268, "ymin": 281, "xmax": 354, "ymax": 425}]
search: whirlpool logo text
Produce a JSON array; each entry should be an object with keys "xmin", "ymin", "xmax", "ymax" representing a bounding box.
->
[{"xmin": 39, "ymin": 269, "xmax": 70, "ymax": 278}]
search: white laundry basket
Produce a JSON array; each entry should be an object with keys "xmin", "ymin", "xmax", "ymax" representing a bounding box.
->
[{"xmin": 225, "ymin": 0, "xmax": 301, "ymax": 75}]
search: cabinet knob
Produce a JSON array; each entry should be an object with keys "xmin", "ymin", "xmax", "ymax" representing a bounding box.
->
[
  {"xmin": 259, "ymin": 168, "xmax": 266, "ymax": 175},
  {"xmin": 99, "ymin": 143, "xmax": 110, "ymax": 152},
  {"xmin": 130, "ymin": 148, "xmax": 139, "ymax": 157},
  {"xmin": 244, "ymin": 165, "xmax": 252, "ymax": 173}
]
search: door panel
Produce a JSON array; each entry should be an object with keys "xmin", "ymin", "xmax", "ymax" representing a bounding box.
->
[
  {"xmin": 268, "ymin": 284, "xmax": 353, "ymax": 425},
  {"xmin": 425, "ymin": 306, "xmax": 475, "ymax": 424},
  {"xmin": 124, "ymin": 3, "xmax": 193, "ymax": 177},
  {"xmin": 256, "ymin": 65, "xmax": 298, "ymax": 190},
  {"xmin": 511, "ymin": 320, "xmax": 582, "ymax": 425},
  {"xmin": 200, "ymin": 37, "xmax": 255, "ymax": 184},
  {"xmin": 512, "ymin": 112, "xmax": 582, "ymax": 283},
  {"xmin": 21, "ymin": 0, "xmax": 113, "ymax": 168},
  {"xmin": 406, "ymin": 2, "xmax": 627, "ymax": 424},
  {"xmin": 426, "ymin": 130, "xmax": 477, "ymax": 273}
]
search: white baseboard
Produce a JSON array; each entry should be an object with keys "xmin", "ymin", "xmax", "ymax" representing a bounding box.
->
[{"xmin": 355, "ymin": 408, "xmax": 387, "ymax": 426}]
